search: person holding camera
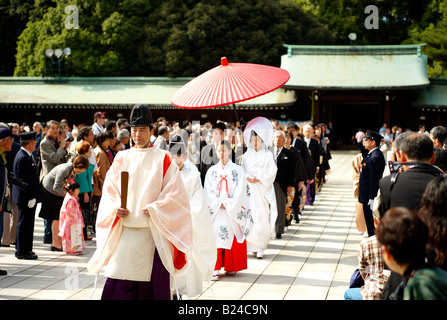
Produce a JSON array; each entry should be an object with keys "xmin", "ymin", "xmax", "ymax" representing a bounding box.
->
[
  {"xmin": 378, "ymin": 133, "xmax": 443, "ymax": 218},
  {"xmin": 378, "ymin": 132, "xmax": 444, "ymax": 299},
  {"xmin": 12, "ymin": 131, "xmax": 41, "ymax": 260},
  {"xmin": 39, "ymin": 120, "xmax": 68, "ymax": 244},
  {"xmin": 39, "ymin": 120, "xmax": 68, "ymax": 182}
]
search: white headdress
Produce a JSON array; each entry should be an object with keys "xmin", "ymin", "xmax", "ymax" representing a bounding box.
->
[{"xmin": 243, "ymin": 116, "xmax": 274, "ymax": 150}]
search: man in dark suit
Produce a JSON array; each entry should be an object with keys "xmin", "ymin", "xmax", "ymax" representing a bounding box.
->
[
  {"xmin": 286, "ymin": 137, "xmax": 307, "ymax": 225},
  {"xmin": 358, "ymin": 130, "xmax": 385, "ymax": 237},
  {"xmin": 287, "ymin": 123, "xmax": 314, "ymax": 222},
  {"xmin": 1, "ymin": 124, "xmax": 21, "ymax": 250},
  {"xmin": 378, "ymin": 132, "xmax": 442, "ymax": 216},
  {"xmin": 303, "ymin": 124, "xmax": 320, "ymax": 204},
  {"xmin": 272, "ymin": 131, "xmax": 297, "ymax": 238},
  {"xmin": 0, "ymin": 127, "xmax": 14, "ymax": 275},
  {"xmin": 12, "ymin": 131, "xmax": 41, "ymax": 260},
  {"xmin": 377, "ymin": 132, "xmax": 443, "ymax": 300},
  {"xmin": 0, "ymin": 128, "xmax": 13, "ymax": 212}
]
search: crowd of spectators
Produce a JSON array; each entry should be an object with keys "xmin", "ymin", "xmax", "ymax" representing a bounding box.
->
[
  {"xmin": 0, "ymin": 112, "xmax": 331, "ymax": 269},
  {"xmin": 348, "ymin": 123, "xmax": 447, "ymax": 300},
  {"xmin": 1, "ymin": 113, "xmax": 447, "ymax": 300}
]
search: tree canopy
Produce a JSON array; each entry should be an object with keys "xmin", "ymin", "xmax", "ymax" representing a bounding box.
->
[
  {"xmin": 407, "ymin": 0, "xmax": 447, "ymax": 77},
  {"xmin": 296, "ymin": 0, "xmax": 447, "ymax": 77},
  {"xmin": 1, "ymin": 0, "xmax": 446, "ymax": 77},
  {"xmin": 11, "ymin": 0, "xmax": 333, "ymax": 77}
]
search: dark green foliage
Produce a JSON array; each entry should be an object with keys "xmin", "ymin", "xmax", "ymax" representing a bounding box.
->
[
  {"xmin": 10, "ymin": 0, "xmax": 333, "ymax": 77},
  {"xmin": 3, "ymin": 0, "xmax": 447, "ymax": 77}
]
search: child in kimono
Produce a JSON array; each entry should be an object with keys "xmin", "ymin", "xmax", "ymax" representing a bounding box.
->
[
  {"xmin": 204, "ymin": 140, "xmax": 251, "ymax": 280},
  {"xmin": 58, "ymin": 180, "xmax": 85, "ymax": 254}
]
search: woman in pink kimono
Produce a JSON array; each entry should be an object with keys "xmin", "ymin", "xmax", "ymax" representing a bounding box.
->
[{"xmin": 58, "ymin": 180, "xmax": 85, "ymax": 254}]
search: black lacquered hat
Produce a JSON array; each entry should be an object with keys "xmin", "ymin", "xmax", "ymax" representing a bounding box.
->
[{"xmin": 130, "ymin": 104, "xmax": 153, "ymax": 127}]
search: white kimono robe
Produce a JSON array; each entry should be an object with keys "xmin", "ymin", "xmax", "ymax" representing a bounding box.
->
[
  {"xmin": 204, "ymin": 160, "xmax": 251, "ymax": 250},
  {"xmin": 173, "ymin": 161, "xmax": 216, "ymax": 297},
  {"xmin": 87, "ymin": 146, "xmax": 193, "ymax": 282},
  {"xmin": 242, "ymin": 147, "xmax": 278, "ymax": 252}
]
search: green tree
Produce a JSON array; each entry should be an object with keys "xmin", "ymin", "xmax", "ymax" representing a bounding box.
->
[
  {"xmin": 14, "ymin": 0, "xmax": 333, "ymax": 77},
  {"xmin": 0, "ymin": 0, "xmax": 55, "ymax": 75},
  {"xmin": 295, "ymin": 0, "xmax": 432, "ymax": 45},
  {"xmin": 11, "ymin": 0, "xmax": 447, "ymax": 77},
  {"xmin": 14, "ymin": 0, "xmax": 161, "ymax": 76},
  {"xmin": 138, "ymin": 0, "xmax": 334, "ymax": 77},
  {"xmin": 407, "ymin": 0, "xmax": 447, "ymax": 77}
]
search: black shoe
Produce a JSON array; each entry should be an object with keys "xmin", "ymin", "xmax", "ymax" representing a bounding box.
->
[
  {"xmin": 43, "ymin": 239, "xmax": 52, "ymax": 244},
  {"xmin": 51, "ymin": 246, "xmax": 63, "ymax": 251},
  {"xmin": 275, "ymin": 233, "xmax": 282, "ymax": 239},
  {"xmin": 0, "ymin": 269, "xmax": 7, "ymax": 276},
  {"xmin": 16, "ymin": 252, "xmax": 38, "ymax": 260}
]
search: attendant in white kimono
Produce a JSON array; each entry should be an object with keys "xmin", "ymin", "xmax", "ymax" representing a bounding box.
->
[
  {"xmin": 87, "ymin": 105, "xmax": 192, "ymax": 300},
  {"xmin": 242, "ymin": 117, "xmax": 278, "ymax": 259},
  {"xmin": 169, "ymin": 135, "xmax": 217, "ymax": 298},
  {"xmin": 204, "ymin": 140, "xmax": 251, "ymax": 280}
]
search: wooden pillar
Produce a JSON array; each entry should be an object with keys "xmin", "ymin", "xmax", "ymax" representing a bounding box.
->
[
  {"xmin": 384, "ymin": 92, "xmax": 390, "ymax": 126},
  {"xmin": 312, "ymin": 90, "xmax": 320, "ymax": 124}
]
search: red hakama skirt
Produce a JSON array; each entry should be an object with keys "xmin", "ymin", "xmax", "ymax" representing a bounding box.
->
[{"xmin": 214, "ymin": 236, "xmax": 247, "ymax": 272}]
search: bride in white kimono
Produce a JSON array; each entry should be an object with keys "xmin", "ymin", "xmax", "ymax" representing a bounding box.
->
[
  {"xmin": 242, "ymin": 117, "xmax": 278, "ymax": 259},
  {"xmin": 204, "ymin": 140, "xmax": 252, "ymax": 280},
  {"xmin": 169, "ymin": 136, "xmax": 217, "ymax": 298}
]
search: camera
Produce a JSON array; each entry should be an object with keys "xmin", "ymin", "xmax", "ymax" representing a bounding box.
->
[
  {"xmin": 388, "ymin": 161, "xmax": 404, "ymax": 174},
  {"xmin": 8, "ymin": 172, "xmax": 28, "ymax": 191}
]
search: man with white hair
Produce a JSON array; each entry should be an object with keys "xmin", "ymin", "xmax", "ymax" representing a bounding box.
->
[
  {"xmin": 32, "ymin": 122, "xmax": 43, "ymax": 159},
  {"xmin": 117, "ymin": 128, "xmax": 130, "ymax": 150},
  {"xmin": 272, "ymin": 130, "xmax": 296, "ymax": 238},
  {"xmin": 302, "ymin": 124, "xmax": 320, "ymax": 204},
  {"xmin": 154, "ymin": 126, "xmax": 169, "ymax": 150}
]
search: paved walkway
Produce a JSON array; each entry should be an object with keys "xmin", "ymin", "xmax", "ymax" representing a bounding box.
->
[{"xmin": 0, "ymin": 150, "xmax": 362, "ymax": 300}]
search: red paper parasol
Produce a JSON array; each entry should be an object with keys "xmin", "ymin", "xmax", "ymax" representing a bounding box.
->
[{"xmin": 171, "ymin": 57, "xmax": 290, "ymax": 126}]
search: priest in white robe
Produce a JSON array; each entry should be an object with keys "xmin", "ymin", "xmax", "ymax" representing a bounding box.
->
[
  {"xmin": 87, "ymin": 105, "xmax": 192, "ymax": 300},
  {"xmin": 169, "ymin": 135, "xmax": 216, "ymax": 298},
  {"xmin": 204, "ymin": 140, "xmax": 251, "ymax": 280},
  {"xmin": 242, "ymin": 117, "xmax": 278, "ymax": 259}
]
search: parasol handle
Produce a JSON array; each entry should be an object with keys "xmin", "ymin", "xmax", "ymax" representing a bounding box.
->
[
  {"xmin": 121, "ymin": 171, "xmax": 129, "ymax": 209},
  {"xmin": 233, "ymin": 104, "xmax": 240, "ymax": 128}
]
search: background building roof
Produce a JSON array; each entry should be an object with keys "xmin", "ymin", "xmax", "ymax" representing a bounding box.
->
[
  {"xmin": 281, "ymin": 44, "xmax": 430, "ymax": 90},
  {"xmin": 413, "ymin": 78, "xmax": 447, "ymax": 109},
  {"xmin": 0, "ymin": 76, "xmax": 295, "ymax": 108}
]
